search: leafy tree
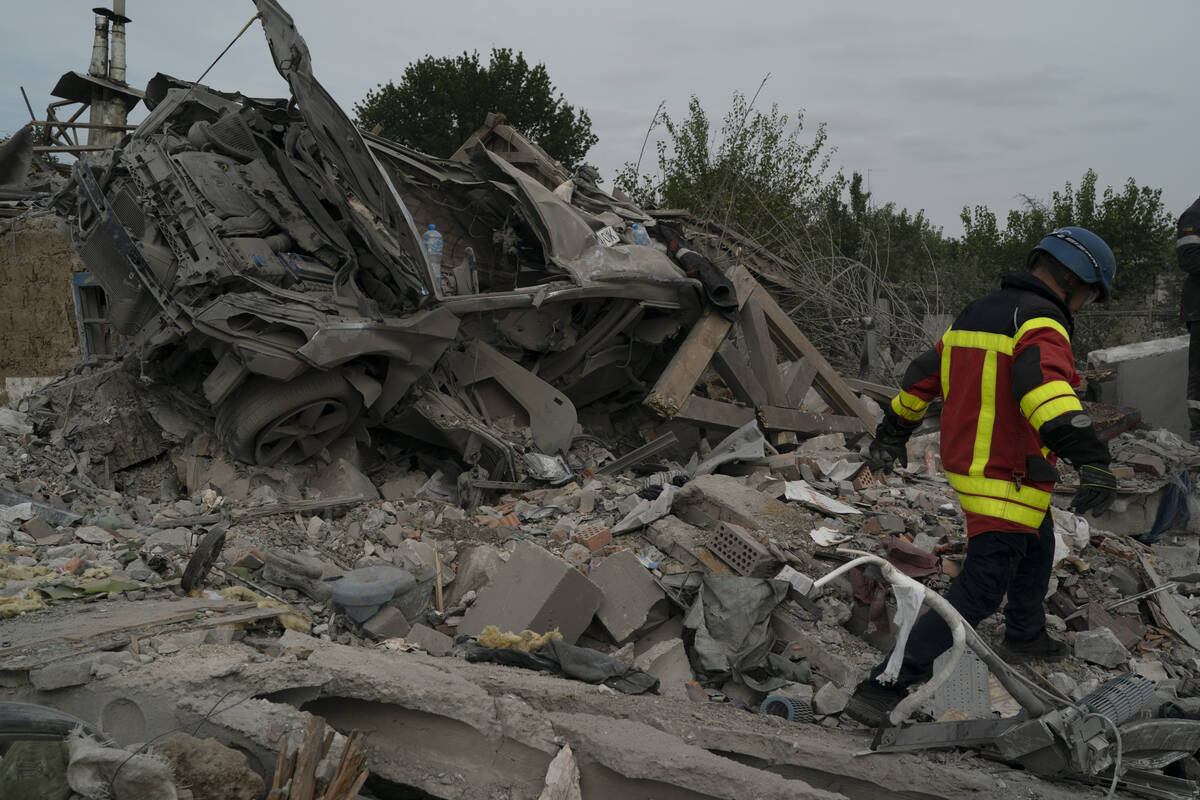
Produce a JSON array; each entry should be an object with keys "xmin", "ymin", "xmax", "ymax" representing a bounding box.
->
[
  {"xmin": 614, "ymin": 90, "xmax": 839, "ymax": 242},
  {"xmin": 354, "ymin": 48, "xmax": 597, "ymax": 169},
  {"xmin": 949, "ymin": 170, "xmax": 1174, "ymax": 304}
]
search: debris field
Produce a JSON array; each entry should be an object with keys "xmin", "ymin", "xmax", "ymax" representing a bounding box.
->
[{"xmin": 3, "ymin": 2, "xmax": 1200, "ymax": 800}]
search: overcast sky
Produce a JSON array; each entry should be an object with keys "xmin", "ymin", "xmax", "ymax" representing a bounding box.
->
[{"xmin": 3, "ymin": 1, "xmax": 1195, "ymax": 235}]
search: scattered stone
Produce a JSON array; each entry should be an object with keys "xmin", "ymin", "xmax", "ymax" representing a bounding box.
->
[
  {"xmin": 1047, "ymin": 672, "xmax": 1077, "ymax": 698},
  {"xmin": 362, "ymin": 606, "xmax": 412, "ymax": 640},
  {"xmin": 145, "ymin": 527, "xmax": 190, "ymax": 553},
  {"xmin": 1075, "ymin": 627, "xmax": 1129, "ymax": 667},
  {"xmin": 405, "ymin": 623, "xmax": 453, "ymax": 656},
  {"xmin": 813, "ymin": 682, "xmax": 850, "ymax": 715},
  {"xmin": 633, "ymin": 638, "xmax": 692, "ymax": 697},
  {"xmin": 29, "ymin": 656, "xmax": 97, "ymax": 690},
  {"xmin": 155, "ymin": 733, "xmax": 266, "ymax": 800},
  {"xmin": 74, "ymin": 525, "xmax": 114, "ymax": 545},
  {"xmin": 311, "ymin": 458, "xmax": 380, "ymax": 501}
]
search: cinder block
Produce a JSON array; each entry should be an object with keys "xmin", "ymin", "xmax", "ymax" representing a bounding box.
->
[
  {"xmin": 589, "ymin": 550, "xmax": 669, "ymax": 644},
  {"xmin": 458, "ymin": 542, "xmax": 602, "ymax": 644},
  {"xmin": 633, "ymin": 639, "xmax": 692, "ymax": 697}
]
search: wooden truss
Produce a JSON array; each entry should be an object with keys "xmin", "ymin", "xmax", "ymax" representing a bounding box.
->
[{"xmin": 646, "ymin": 265, "xmax": 873, "ymax": 438}]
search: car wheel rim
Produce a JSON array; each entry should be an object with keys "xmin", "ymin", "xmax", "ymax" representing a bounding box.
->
[{"xmin": 254, "ymin": 399, "xmax": 350, "ymax": 465}]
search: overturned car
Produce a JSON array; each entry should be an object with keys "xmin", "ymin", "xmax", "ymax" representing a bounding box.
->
[{"xmin": 52, "ymin": 0, "xmax": 710, "ymax": 479}]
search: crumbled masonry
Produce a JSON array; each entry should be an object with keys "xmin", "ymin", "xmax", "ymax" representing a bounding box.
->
[{"xmin": 4, "ymin": 1, "xmax": 1200, "ymax": 798}]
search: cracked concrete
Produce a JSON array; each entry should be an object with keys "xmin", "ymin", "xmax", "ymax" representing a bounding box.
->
[{"xmin": 0, "ymin": 634, "xmax": 1113, "ymax": 800}]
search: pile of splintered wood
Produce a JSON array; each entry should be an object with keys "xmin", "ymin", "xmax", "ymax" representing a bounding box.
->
[{"xmin": 268, "ymin": 716, "xmax": 368, "ymax": 800}]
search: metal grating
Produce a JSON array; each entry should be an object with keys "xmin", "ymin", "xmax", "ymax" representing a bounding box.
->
[
  {"xmin": 708, "ymin": 522, "xmax": 771, "ymax": 576},
  {"xmin": 922, "ymin": 648, "xmax": 992, "ymax": 719}
]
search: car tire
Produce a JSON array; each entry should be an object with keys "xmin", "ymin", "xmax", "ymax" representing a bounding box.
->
[{"xmin": 216, "ymin": 371, "xmax": 363, "ymax": 466}]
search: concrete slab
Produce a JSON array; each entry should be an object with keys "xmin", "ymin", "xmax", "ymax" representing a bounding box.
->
[
  {"xmin": 1089, "ymin": 335, "xmax": 1189, "ymax": 437},
  {"xmin": 458, "ymin": 541, "xmax": 602, "ymax": 644},
  {"xmin": 589, "ymin": 550, "xmax": 669, "ymax": 644}
]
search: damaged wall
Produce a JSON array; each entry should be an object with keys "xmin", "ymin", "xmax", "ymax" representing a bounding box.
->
[{"xmin": 0, "ymin": 215, "xmax": 82, "ymax": 405}]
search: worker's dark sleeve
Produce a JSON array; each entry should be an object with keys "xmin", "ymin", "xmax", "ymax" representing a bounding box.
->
[
  {"xmin": 886, "ymin": 342, "xmax": 943, "ymax": 427},
  {"xmin": 1011, "ymin": 318, "xmax": 1109, "ymax": 467}
]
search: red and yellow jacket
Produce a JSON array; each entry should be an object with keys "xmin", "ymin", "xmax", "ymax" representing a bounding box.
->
[{"xmin": 885, "ymin": 273, "xmax": 1109, "ymax": 536}]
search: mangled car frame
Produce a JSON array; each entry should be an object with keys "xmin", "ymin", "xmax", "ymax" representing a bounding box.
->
[{"xmin": 52, "ymin": 0, "xmax": 711, "ymax": 480}]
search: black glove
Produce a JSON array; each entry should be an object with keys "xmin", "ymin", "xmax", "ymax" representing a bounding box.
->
[
  {"xmin": 1071, "ymin": 464, "xmax": 1117, "ymax": 516},
  {"xmin": 864, "ymin": 414, "xmax": 911, "ymax": 474}
]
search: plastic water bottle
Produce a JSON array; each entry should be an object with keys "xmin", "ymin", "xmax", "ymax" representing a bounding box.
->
[
  {"xmin": 630, "ymin": 222, "xmax": 652, "ymax": 247},
  {"xmin": 421, "ymin": 223, "xmax": 444, "ymax": 284}
]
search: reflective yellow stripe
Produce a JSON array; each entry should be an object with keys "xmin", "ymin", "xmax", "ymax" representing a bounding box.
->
[
  {"xmin": 1029, "ymin": 395, "xmax": 1084, "ymax": 431},
  {"xmin": 946, "ymin": 471, "xmax": 1053, "ymax": 507},
  {"xmin": 1014, "ymin": 316, "xmax": 1070, "ymax": 345},
  {"xmin": 957, "ymin": 494, "xmax": 1049, "ymax": 528},
  {"xmin": 941, "ymin": 343, "xmax": 952, "ymax": 401},
  {"xmin": 942, "ymin": 329, "xmax": 1014, "ymax": 355},
  {"xmin": 970, "ymin": 350, "xmax": 998, "ymax": 476},
  {"xmin": 1019, "ymin": 380, "xmax": 1076, "ymax": 419},
  {"xmin": 891, "ymin": 390, "xmax": 929, "ymax": 422}
]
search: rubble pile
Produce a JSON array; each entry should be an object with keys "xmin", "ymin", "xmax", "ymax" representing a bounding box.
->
[
  {"xmin": 4, "ymin": 2, "xmax": 1200, "ymax": 799},
  {"xmin": 4, "ymin": 353, "xmax": 1200, "ymax": 796}
]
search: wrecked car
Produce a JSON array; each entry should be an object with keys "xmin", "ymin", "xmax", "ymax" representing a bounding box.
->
[{"xmin": 52, "ymin": 0, "xmax": 703, "ymax": 479}]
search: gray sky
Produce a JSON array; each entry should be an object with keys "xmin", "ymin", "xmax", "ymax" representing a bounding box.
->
[{"xmin": 3, "ymin": 1, "xmax": 1195, "ymax": 235}]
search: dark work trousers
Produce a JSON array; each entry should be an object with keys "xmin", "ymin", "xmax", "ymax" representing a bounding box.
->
[
  {"xmin": 1189, "ymin": 322, "xmax": 1200, "ymax": 443},
  {"xmin": 869, "ymin": 512, "xmax": 1056, "ymax": 690}
]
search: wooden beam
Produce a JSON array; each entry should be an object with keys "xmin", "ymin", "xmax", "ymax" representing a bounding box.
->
[
  {"xmin": 758, "ymin": 405, "xmax": 865, "ymax": 435},
  {"xmin": 713, "ymin": 341, "xmax": 766, "ymax": 408},
  {"xmin": 644, "ymin": 264, "xmax": 757, "ymax": 417},
  {"xmin": 780, "ymin": 358, "xmax": 818, "ymax": 408},
  {"xmin": 740, "ymin": 298, "xmax": 787, "ymax": 406},
  {"xmin": 750, "ymin": 285, "xmax": 874, "ymax": 429},
  {"xmin": 673, "ymin": 395, "xmax": 755, "ymax": 431}
]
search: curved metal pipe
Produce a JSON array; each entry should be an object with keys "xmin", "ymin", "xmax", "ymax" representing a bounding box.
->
[
  {"xmin": 812, "ymin": 554, "xmax": 966, "ymax": 725},
  {"xmin": 813, "ymin": 551, "xmax": 1052, "ymax": 724}
]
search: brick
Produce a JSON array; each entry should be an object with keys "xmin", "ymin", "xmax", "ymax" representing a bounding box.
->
[
  {"xmin": 458, "ymin": 541, "xmax": 602, "ymax": 644},
  {"xmin": 406, "ymin": 623, "xmax": 453, "ymax": 656},
  {"xmin": 1111, "ymin": 465, "xmax": 1136, "ymax": 482},
  {"xmin": 708, "ymin": 522, "xmax": 772, "ymax": 576},
  {"xmin": 589, "ymin": 550, "xmax": 669, "ymax": 643},
  {"xmin": 573, "ymin": 525, "xmax": 611, "ymax": 552},
  {"xmin": 362, "ymin": 606, "xmax": 411, "ymax": 640},
  {"xmin": 233, "ymin": 548, "xmax": 266, "ymax": 570}
]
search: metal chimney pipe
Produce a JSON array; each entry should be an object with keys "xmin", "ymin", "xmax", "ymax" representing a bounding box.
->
[
  {"xmin": 89, "ymin": 14, "xmax": 110, "ymax": 79},
  {"xmin": 109, "ymin": 21, "xmax": 126, "ymax": 83}
]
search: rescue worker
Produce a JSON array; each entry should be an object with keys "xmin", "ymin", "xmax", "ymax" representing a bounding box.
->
[
  {"xmin": 1178, "ymin": 197, "xmax": 1200, "ymax": 442},
  {"xmin": 846, "ymin": 226, "xmax": 1118, "ymax": 727}
]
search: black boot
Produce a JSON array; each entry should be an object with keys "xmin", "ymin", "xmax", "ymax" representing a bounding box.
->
[
  {"xmin": 845, "ymin": 679, "xmax": 907, "ymax": 727},
  {"xmin": 997, "ymin": 630, "xmax": 1068, "ymax": 662}
]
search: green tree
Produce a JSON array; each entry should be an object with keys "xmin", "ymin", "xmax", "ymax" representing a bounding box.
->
[
  {"xmin": 354, "ymin": 48, "xmax": 597, "ymax": 169},
  {"xmin": 614, "ymin": 90, "xmax": 839, "ymax": 242},
  {"xmin": 949, "ymin": 170, "xmax": 1174, "ymax": 304}
]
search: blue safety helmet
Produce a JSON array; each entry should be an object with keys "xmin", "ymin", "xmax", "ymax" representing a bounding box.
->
[{"xmin": 1028, "ymin": 226, "xmax": 1116, "ymax": 302}]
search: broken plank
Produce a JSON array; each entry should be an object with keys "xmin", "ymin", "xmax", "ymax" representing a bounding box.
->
[
  {"xmin": 780, "ymin": 358, "xmax": 819, "ymax": 408},
  {"xmin": 673, "ymin": 395, "xmax": 756, "ymax": 431},
  {"xmin": 740, "ymin": 298, "xmax": 788, "ymax": 407},
  {"xmin": 713, "ymin": 341, "xmax": 767, "ymax": 408},
  {"xmin": 232, "ymin": 495, "xmax": 364, "ymax": 520},
  {"xmin": 758, "ymin": 406, "xmax": 865, "ymax": 435},
  {"xmin": 750, "ymin": 285, "xmax": 873, "ymax": 429},
  {"xmin": 1138, "ymin": 553, "xmax": 1200, "ymax": 652},
  {"xmin": 645, "ymin": 265, "xmax": 758, "ymax": 417}
]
